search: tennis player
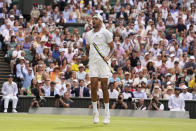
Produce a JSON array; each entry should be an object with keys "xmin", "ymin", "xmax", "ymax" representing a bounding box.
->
[{"xmin": 85, "ymin": 14, "xmax": 114, "ymax": 124}]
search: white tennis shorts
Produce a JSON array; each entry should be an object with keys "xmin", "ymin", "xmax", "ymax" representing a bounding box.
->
[{"xmin": 88, "ymin": 60, "xmax": 112, "ymax": 78}]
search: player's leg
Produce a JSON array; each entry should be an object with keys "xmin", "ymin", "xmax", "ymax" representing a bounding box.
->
[
  {"xmin": 100, "ymin": 78, "xmax": 110, "ymax": 124},
  {"xmin": 3, "ymin": 96, "xmax": 10, "ymax": 113},
  {"xmin": 11, "ymin": 96, "xmax": 18, "ymax": 113},
  {"xmin": 90, "ymin": 77, "xmax": 99, "ymax": 124}
]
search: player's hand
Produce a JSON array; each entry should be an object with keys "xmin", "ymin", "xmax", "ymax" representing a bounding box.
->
[{"xmin": 103, "ymin": 56, "xmax": 109, "ymax": 62}]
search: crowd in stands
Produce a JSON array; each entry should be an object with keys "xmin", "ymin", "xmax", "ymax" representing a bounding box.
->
[{"xmin": 0, "ymin": 0, "xmax": 196, "ymax": 109}]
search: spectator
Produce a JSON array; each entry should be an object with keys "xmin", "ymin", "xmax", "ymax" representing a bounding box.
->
[
  {"xmin": 112, "ymin": 94, "xmax": 128, "ymax": 109},
  {"xmin": 168, "ymin": 87, "xmax": 185, "ymax": 111},
  {"xmin": 31, "ymin": 80, "xmax": 45, "ymax": 108},
  {"xmin": 148, "ymin": 96, "xmax": 164, "ymax": 111},
  {"xmin": 184, "ymin": 56, "xmax": 196, "ymax": 75},
  {"xmin": 55, "ymin": 92, "xmax": 74, "ymax": 108},
  {"xmin": 163, "ymin": 86, "xmax": 174, "ymax": 99},
  {"xmin": 108, "ymin": 82, "xmax": 119, "ymax": 99},
  {"xmin": 192, "ymin": 86, "xmax": 196, "ymax": 100},
  {"xmin": 133, "ymin": 84, "xmax": 147, "ymax": 99},
  {"xmin": 76, "ymin": 64, "xmax": 86, "ymax": 80},
  {"xmin": 42, "ymin": 77, "xmax": 51, "ymax": 96},
  {"xmin": 122, "ymin": 84, "xmax": 134, "ymax": 99},
  {"xmin": 71, "ymin": 79, "xmax": 90, "ymax": 97},
  {"xmin": 20, "ymin": 67, "xmax": 35, "ymax": 95},
  {"xmin": 179, "ymin": 85, "xmax": 192, "ymax": 100},
  {"xmin": 1, "ymin": 74, "xmax": 18, "ymax": 113},
  {"xmin": 56, "ymin": 76, "xmax": 67, "ymax": 96},
  {"xmin": 133, "ymin": 98, "xmax": 146, "ymax": 110}
]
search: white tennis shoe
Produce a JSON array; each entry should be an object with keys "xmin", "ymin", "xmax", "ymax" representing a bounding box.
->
[
  {"xmin": 93, "ymin": 111, "xmax": 99, "ymax": 124},
  {"xmin": 103, "ymin": 111, "xmax": 110, "ymax": 124}
]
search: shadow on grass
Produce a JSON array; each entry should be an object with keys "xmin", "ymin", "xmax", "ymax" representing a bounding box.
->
[{"xmin": 54, "ymin": 124, "xmax": 109, "ymax": 130}]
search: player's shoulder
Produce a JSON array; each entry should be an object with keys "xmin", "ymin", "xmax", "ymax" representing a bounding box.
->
[{"xmin": 86, "ymin": 30, "xmax": 94, "ymax": 36}]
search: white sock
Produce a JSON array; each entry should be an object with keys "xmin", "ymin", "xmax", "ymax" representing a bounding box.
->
[
  {"xmin": 92, "ymin": 102, "xmax": 98, "ymax": 112},
  {"xmin": 104, "ymin": 103, "xmax": 109, "ymax": 112}
]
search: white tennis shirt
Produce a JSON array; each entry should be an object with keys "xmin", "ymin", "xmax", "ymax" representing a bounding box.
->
[{"xmin": 85, "ymin": 27, "xmax": 113, "ymax": 63}]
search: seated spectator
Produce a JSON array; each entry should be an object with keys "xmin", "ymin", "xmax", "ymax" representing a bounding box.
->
[
  {"xmin": 55, "ymin": 92, "xmax": 74, "ymax": 108},
  {"xmin": 56, "ymin": 76, "xmax": 67, "ymax": 96},
  {"xmin": 133, "ymin": 85, "xmax": 147, "ymax": 99},
  {"xmin": 192, "ymin": 86, "xmax": 196, "ymax": 100},
  {"xmin": 1, "ymin": 74, "xmax": 18, "ymax": 113},
  {"xmin": 184, "ymin": 56, "xmax": 196, "ymax": 75},
  {"xmin": 50, "ymin": 66, "xmax": 60, "ymax": 83},
  {"xmin": 148, "ymin": 96, "xmax": 164, "ymax": 111},
  {"xmin": 168, "ymin": 87, "xmax": 185, "ymax": 111},
  {"xmin": 133, "ymin": 98, "xmax": 146, "ymax": 110},
  {"xmin": 122, "ymin": 84, "xmax": 134, "ymax": 99},
  {"xmin": 112, "ymin": 94, "xmax": 128, "ymax": 109},
  {"xmin": 76, "ymin": 64, "xmax": 86, "ymax": 80},
  {"xmin": 151, "ymin": 86, "xmax": 162, "ymax": 98},
  {"xmin": 188, "ymin": 75, "xmax": 196, "ymax": 90},
  {"xmin": 108, "ymin": 82, "xmax": 119, "ymax": 99},
  {"xmin": 163, "ymin": 86, "xmax": 174, "ymax": 99},
  {"xmin": 42, "ymin": 78, "xmax": 51, "ymax": 96},
  {"xmin": 71, "ymin": 79, "xmax": 90, "ymax": 97},
  {"xmin": 109, "ymin": 72, "xmax": 121, "ymax": 83},
  {"xmin": 133, "ymin": 71, "xmax": 147, "ymax": 86},
  {"xmin": 179, "ymin": 85, "xmax": 192, "ymax": 100},
  {"xmin": 31, "ymin": 80, "xmax": 45, "ymax": 108}
]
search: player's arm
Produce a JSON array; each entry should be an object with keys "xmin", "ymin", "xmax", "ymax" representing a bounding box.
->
[{"xmin": 104, "ymin": 42, "xmax": 114, "ymax": 61}]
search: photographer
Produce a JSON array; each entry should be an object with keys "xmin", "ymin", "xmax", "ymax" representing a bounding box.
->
[
  {"xmin": 132, "ymin": 98, "xmax": 146, "ymax": 110},
  {"xmin": 112, "ymin": 94, "xmax": 128, "ymax": 109},
  {"xmin": 31, "ymin": 80, "xmax": 45, "ymax": 108},
  {"xmin": 55, "ymin": 92, "xmax": 74, "ymax": 108},
  {"xmin": 148, "ymin": 96, "xmax": 164, "ymax": 111}
]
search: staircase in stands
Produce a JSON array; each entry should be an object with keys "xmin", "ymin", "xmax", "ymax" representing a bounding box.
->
[{"xmin": 0, "ymin": 50, "xmax": 11, "ymax": 91}]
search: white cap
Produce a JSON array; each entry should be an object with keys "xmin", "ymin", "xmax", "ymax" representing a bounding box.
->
[
  {"xmin": 10, "ymin": 15, "xmax": 14, "ymax": 18},
  {"xmin": 170, "ymin": 54, "xmax": 175, "ymax": 57},
  {"xmin": 79, "ymin": 64, "xmax": 85, "ymax": 68},
  {"xmin": 154, "ymin": 86, "xmax": 160, "ymax": 89},
  {"xmin": 92, "ymin": 14, "xmax": 103, "ymax": 23},
  {"xmin": 181, "ymin": 85, "xmax": 188, "ymax": 90},
  {"xmin": 145, "ymin": 52, "xmax": 149, "ymax": 56},
  {"xmin": 167, "ymin": 86, "xmax": 173, "ymax": 90},
  {"xmin": 37, "ymin": 80, "xmax": 42, "ymax": 84},
  {"xmin": 167, "ymin": 81, "xmax": 172, "ymax": 85},
  {"xmin": 73, "ymin": 79, "xmax": 78, "ymax": 82},
  {"xmin": 19, "ymin": 15, "xmax": 24, "ymax": 19},
  {"xmin": 20, "ymin": 57, "xmax": 25, "ymax": 60}
]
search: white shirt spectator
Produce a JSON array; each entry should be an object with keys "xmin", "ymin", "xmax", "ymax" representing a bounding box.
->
[
  {"xmin": 168, "ymin": 95, "xmax": 185, "ymax": 111},
  {"xmin": 122, "ymin": 92, "xmax": 132, "ymax": 99},
  {"xmin": 180, "ymin": 92, "xmax": 192, "ymax": 100},
  {"xmin": 97, "ymin": 88, "xmax": 103, "ymax": 98},
  {"xmin": 42, "ymin": 85, "xmax": 50, "ymax": 96},
  {"xmin": 133, "ymin": 91, "xmax": 147, "ymax": 99},
  {"xmin": 108, "ymin": 89, "xmax": 119, "ymax": 99},
  {"xmin": 12, "ymin": 50, "xmax": 22, "ymax": 59},
  {"xmin": 133, "ymin": 77, "xmax": 147, "ymax": 86},
  {"xmin": 1, "ymin": 81, "xmax": 18, "ymax": 111},
  {"xmin": 76, "ymin": 71, "xmax": 86, "ymax": 80},
  {"xmin": 56, "ymin": 82, "xmax": 67, "ymax": 96},
  {"xmin": 164, "ymin": 94, "xmax": 175, "ymax": 99},
  {"xmin": 2, "ymin": 81, "xmax": 18, "ymax": 96},
  {"xmin": 166, "ymin": 59, "xmax": 175, "ymax": 69}
]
